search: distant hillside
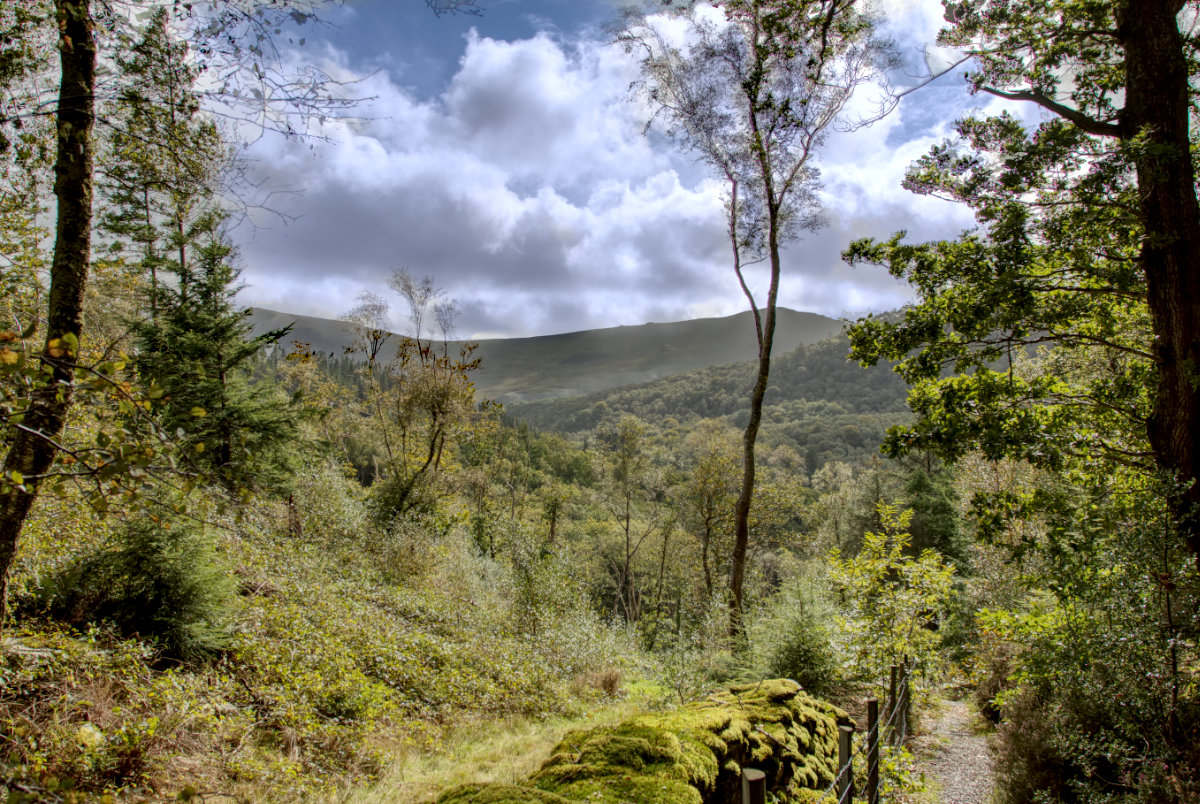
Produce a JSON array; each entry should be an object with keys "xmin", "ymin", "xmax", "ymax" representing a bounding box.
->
[
  {"xmin": 510, "ymin": 333, "xmax": 908, "ymax": 425},
  {"xmin": 248, "ymin": 308, "xmax": 356, "ymax": 358},
  {"xmin": 507, "ymin": 333, "xmax": 912, "ymax": 471},
  {"xmin": 248, "ymin": 307, "xmax": 844, "ymax": 404}
]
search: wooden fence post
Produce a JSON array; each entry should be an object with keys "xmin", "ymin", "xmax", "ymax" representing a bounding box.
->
[
  {"xmin": 741, "ymin": 768, "xmax": 765, "ymax": 804},
  {"xmin": 838, "ymin": 724, "xmax": 855, "ymax": 804},
  {"xmin": 867, "ymin": 697, "xmax": 879, "ymax": 804}
]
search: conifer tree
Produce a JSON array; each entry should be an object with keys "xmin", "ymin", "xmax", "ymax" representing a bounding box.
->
[
  {"xmin": 100, "ymin": 7, "xmax": 225, "ymax": 319},
  {"xmin": 0, "ymin": 0, "xmax": 359, "ymax": 630},
  {"xmin": 132, "ymin": 221, "xmax": 296, "ymax": 494},
  {"xmin": 105, "ymin": 9, "xmax": 295, "ymax": 494}
]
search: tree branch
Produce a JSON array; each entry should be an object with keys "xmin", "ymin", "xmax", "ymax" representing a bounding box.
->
[
  {"xmin": 893, "ymin": 54, "xmax": 972, "ymax": 100},
  {"xmin": 978, "ymin": 86, "xmax": 1121, "ymax": 138}
]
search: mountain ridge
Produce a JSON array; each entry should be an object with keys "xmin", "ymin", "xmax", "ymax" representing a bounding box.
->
[{"xmin": 248, "ymin": 306, "xmax": 845, "ymax": 404}]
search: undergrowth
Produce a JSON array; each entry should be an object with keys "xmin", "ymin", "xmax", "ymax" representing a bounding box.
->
[{"xmin": 1, "ymin": 463, "xmax": 645, "ymax": 802}]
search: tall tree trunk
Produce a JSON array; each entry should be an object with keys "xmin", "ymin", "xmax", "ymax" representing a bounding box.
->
[
  {"xmin": 654, "ymin": 525, "xmax": 671, "ymax": 618},
  {"xmin": 729, "ymin": 229, "xmax": 781, "ymax": 639},
  {"xmin": 0, "ymin": 0, "xmax": 96, "ymax": 629},
  {"xmin": 1118, "ymin": 1, "xmax": 1200, "ymax": 574}
]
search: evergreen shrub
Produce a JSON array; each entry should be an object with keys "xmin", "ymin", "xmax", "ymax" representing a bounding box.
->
[
  {"xmin": 749, "ymin": 569, "xmax": 841, "ymax": 698},
  {"xmin": 35, "ymin": 517, "xmax": 235, "ymax": 662}
]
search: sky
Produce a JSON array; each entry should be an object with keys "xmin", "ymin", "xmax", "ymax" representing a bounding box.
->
[{"xmin": 229, "ymin": 0, "xmax": 1031, "ymax": 339}]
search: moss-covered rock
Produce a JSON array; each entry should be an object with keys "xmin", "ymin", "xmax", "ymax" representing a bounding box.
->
[{"xmin": 435, "ymin": 679, "xmax": 850, "ymax": 804}]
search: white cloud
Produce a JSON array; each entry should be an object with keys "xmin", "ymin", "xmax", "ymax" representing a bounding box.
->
[{"xmin": 232, "ymin": 5, "xmax": 1003, "ymax": 338}]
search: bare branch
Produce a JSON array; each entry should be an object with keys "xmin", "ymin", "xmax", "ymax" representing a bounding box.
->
[{"xmin": 426, "ymin": 0, "xmax": 484, "ymax": 17}]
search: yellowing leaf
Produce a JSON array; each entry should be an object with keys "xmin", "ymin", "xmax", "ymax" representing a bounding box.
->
[
  {"xmin": 0, "ymin": 348, "xmax": 17, "ymax": 365},
  {"xmin": 190, "ymin": 407, "xmax": 207, "ymax": 418}
]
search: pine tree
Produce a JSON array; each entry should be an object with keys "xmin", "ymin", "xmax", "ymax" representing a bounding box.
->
[
  {"xmin": 0, "ymin": 0, "xmax": 354, "ymax": 631},
  {"xmin": 100, "ymin": 7, "xmax": 225, "ymax": 315},
  {"xmin": 133, "ymin": 220, "xmax": 296, "ymax": 494},
  {"xmin": 104, "ymin": 9, "xmax": 295, "ymax": 494}
]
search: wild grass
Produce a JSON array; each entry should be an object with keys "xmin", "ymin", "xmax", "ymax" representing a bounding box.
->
[{"xmin": 341, "ymin": 701, "xmax": 642, "ymax": 804}]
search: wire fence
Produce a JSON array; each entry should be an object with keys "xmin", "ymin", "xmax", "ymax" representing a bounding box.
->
[{"xmin": 740, "ymin": 658, "xmax": 915, "ymax": 804}]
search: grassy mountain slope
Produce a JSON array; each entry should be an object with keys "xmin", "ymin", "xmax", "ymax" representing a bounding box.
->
[
  {"xmin": 510, "ymin": 334, "xmax": 909, "ymax": 427},
  {"xmin": 248, "ymin": 307, "xmax": 844, "ymax": 404}
]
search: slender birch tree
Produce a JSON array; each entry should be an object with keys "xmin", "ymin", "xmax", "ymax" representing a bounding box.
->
[{"xmin": 621, "ymin": 0, "xmax": 890, "ymax": 636}]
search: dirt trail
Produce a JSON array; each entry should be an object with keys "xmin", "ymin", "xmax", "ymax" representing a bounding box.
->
[{"xmin": 911, "ymin": 697, "xmax": 996, "ymax": 804}]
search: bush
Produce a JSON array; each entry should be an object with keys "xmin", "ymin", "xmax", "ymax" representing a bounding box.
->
[
  {"xmin": 35, "ymin": 517, "xmax": 235, "ymax": 662},
  {"xmin": 970, "ymin": 610, "xmax": 1019, "ymax": 724},
  {"xmin": 752, "ymin": 574, "xmax": 840, "ymax": 698},
  {"xmin": 290, "ymin": 458, "xmax": 369, "ymax": 544},
  {"xmin": 0, "ymin": 625, "xmax": 225, "ymax": 796},
  {"xmin": 761, "ymin": 615, "xmax": 838, "ymax": 698},
  {"xmin": 982, "ymin": 596, "xmax": 1200, "ymax": 804},
  {"xmin": 829, "ymin": 503, "xmax": 954, "ymax": 685},
  {"xmin": 372, "ymin": 516, "xmax": 440, "ymax": 585},
  {"xmin": 368, "ymin": 465, "xmax": 440, "ymax": 526}
]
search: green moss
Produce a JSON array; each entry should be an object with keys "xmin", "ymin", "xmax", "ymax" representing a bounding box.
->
[
  {"xmin": 575, "ymin": 724, "xmax": 683, "ymax": 769},
  {"xmin": 730, "ymin": 679, "xmax": 799, "ymax": 703},
  {"xmin": 549, "ymin": 775, "xmax": 702, "ymax": 804},
  {"xmin": 445, "ymin": 679, "xmax": 850, "ymax": 804},
  {"xmin": 676, "ymin": 737, "xmax": 720, "ymax": 789},
  {"xmin": 436, "ymin": 783, "xmax": 576, "ymax": 804}
]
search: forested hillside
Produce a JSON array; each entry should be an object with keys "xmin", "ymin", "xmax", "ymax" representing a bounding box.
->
[
  {"xmin": 510, "ymin": 333, "xmax": 911, "ymax": 473},
  {"xmin": 2, "ymin": 2, "xmax": 1198, "ymax": 804}
]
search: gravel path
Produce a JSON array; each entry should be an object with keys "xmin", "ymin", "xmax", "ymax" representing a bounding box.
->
[{"xmin": 911, "ymin": 698, "xmax": 996, "ymax": 804}]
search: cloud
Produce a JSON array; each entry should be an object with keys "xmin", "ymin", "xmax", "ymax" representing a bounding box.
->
[
  {"xmin": 232, "ymin": 4, "xmax": 1008, "ymax": 338},
  {"xmin": 235, "ymin": 30, "xmax": 729, "ymax": 336}
]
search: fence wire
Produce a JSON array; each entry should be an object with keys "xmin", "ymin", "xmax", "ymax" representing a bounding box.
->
[{"xmin": 808, "ymin": 663, "xmax": 913, "ymax": 804}]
